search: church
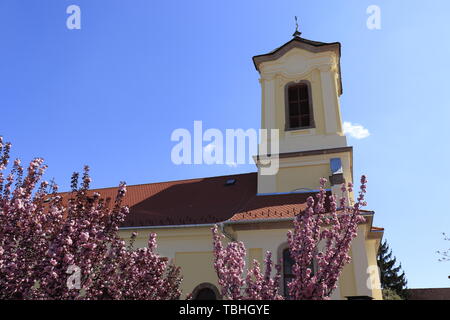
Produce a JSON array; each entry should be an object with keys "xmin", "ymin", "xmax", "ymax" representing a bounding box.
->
[{"xmin": 95, "ymin": 29, "xmax": 384, "ymax": 300}]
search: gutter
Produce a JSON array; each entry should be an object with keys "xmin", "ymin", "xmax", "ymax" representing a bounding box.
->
[
  {"xmin": 118, "ymin": 217, "xmax": 294, "ymax": 231},
  {"xmin": 224, "ymin": 217, "xmax": 294, "ymax": 224},
  {"xmin": 218, "ymin": 222, "xmax": 235, "ymax": 241},
  {"xmin": 119, "ymin": 223, "xmax": 217, "ymax": 230},
  {"xmin": 256, "ymin": 189, "xmax": 331, "ymax": 196},
  {"xmin": 224, "ymin": 211, "xmax": 374, "ymax": 225},
  {"xmin": 119, "ymin": 222, "xmax": 236, "ymax": 241},
  {"xmin": 119, "ymin": 212, "xmax": 374, "ymax": 234}
]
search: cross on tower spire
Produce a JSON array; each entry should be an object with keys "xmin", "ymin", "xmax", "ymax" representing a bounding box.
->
[{"xmin": 292, "ymin": 16, "xmax": 302, "ymax": 38}]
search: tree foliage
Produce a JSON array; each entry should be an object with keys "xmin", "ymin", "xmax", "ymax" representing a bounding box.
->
[
  {"xmin": 286, "ymin": 177, "xmax": 368, "ymax": 300},
  {"xmin": 211, "ymin": 225, "xmax": 283, "ymax": 300},
  {"xmin": 377, "ymin": 239, "xmax": 407, "ymax": 299},
  {"xmin": 212, "ymin": 176, "xmax": 369, "ymax": 300},
  {"xmin": 0, "ymin": 137, "xmax": 182, "ymax": 300},
  {"xmin": 382, "ymin": 288, "xmax": 403, "ymax": 300}
]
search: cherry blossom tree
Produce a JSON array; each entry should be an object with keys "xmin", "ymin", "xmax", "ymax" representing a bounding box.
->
[
  {"xmin": 211, "ymin": 176, "xmax": 369, "ymax": 300},
  {"xmin": 287, "ymin": 177, "xmax": 368, "ymax": 300},
  {"xmin": 244, "ymin": 251, "xmax": 282, "ymax": 300},
  {"xmin": 0, "ymin": 137, "xmax": 181, "ymax": 300},
  {"xmin": 211, "ymin": 225, "xmax": 282, "ymax": 300}
]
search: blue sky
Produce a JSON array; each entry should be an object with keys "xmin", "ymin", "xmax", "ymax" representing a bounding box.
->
[{"xmin": 1, "ymin": 0, "xmax": 449, "ymax": 289}]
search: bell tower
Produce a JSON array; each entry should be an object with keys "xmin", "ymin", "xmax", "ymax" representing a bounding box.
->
[{"xmin": 253, "ymin": 27, "xmax": 353, "ymax": 196}]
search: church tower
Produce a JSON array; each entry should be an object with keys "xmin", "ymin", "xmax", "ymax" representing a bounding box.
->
[{"xmin": 254, "ymin": 26, "xmax": 353, "ymax": 196}]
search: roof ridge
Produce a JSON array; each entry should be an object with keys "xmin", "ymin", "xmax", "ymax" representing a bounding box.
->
[{"xmin": 60, "ymin": 171, "xmax": 257, "ymax": 193}]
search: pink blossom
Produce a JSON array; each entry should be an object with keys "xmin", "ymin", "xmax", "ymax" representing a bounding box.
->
[
  {"xmin": 286, "ymin": 177, "xmax": 368, "ymax": 300},
  {"xmin": 211, "ymin": 226, "xmax": 282, "ymax": 300},
  {"xmin": 79, "ymin": 232, "xmax": 89, "ymax": 243},
  {"xmin": 0, "ymin": 139, "xmax": 182, "ymax": 300}
]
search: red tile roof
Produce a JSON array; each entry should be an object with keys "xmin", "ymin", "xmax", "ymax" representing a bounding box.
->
[
  {"xmin": 124, "ymin": 172, "xmax": 322, "ymax": 227},
  {"xmin": 58, "ymin": 172, "xmax": 381, "ymax": 230},
  {"xmin": 68, "ymin": 172, "xmax": 319, "ymax": 227}
]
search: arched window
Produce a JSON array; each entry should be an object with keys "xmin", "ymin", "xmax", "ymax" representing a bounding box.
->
[
  {"xmin": 194, "ymin": 288, "xmax": 217, "ymax": 300},
  {"xmin": 282, "ymin": 248, "xmax": 295, "ymax": 299},
  {"xmin": 285, "ymin": 81, "xmax": 314, "ymax": 130},
  {"xmin": 191, "ymin": 283, "xmax": 221, "ymax": 300}
]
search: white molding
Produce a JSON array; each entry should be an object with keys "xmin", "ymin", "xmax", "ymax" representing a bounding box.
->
[
  {"xmin": 278, "ymin": 159, "xmax": 329, "ymax": 168},
  {"xmin": 285, "ymin": 128, "xmax": 317, "ymax": 138}
]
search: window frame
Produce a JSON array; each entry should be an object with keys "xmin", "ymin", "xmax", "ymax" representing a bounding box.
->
[
  {"xmin": 282, "ymin": 247, "xmax": 295, "ymax": 299},
  {"xmin": 191, "ymin": 282, "xmax": 221, "ymax": 300},
  {"xmin": 284, "ymin": 80, "xmax": 315, "ymax": 131},
  {"xmin": 279, "ymin": 245, "xmax": 317, "ymax": 299}
]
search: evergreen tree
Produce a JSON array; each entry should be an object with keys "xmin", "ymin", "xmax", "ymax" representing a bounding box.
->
[{"xmin": 377, "ymin": 239, "xmax": 408, "ymax": 299}]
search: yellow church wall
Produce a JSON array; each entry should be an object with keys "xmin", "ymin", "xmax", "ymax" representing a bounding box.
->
[
  {"xmin": 349, "ymin": 224, "xmax": 378, "ymax": 298},
  {"xmin": 119, "ymin": 226, "xmax": 228, "ymax": 299},
  {"xmin": 333, "ymin": 226, "xmax": 382, "ymax": 300},
  {"xmin": 336, "ymin": 232, "xmax": 382, "ymax": 301},
  {"xmin": 276, "ymin": 163, "xmax": 330, "ymax": 192},
  {"xmin": 235, "ymin": 228, "xmax": 287, "ymax": 258},
  {"xmin": 273, "ymin": 151, "xmax": 352, "ymax": 193},
  {"xmin": 248, "ymin": 248, "xmax": 263, "ymax": 267},
  {"xmin": 365, "ymin": 239, "xmax": 383, "ymax": 300},
  {"xmin": 334, "ymin": 83, "xmax": 344, "ymax": 134},
  {"xmin": 339, "ymin": 247, "xmax": 357, "ymax": 299},
  {"xmin": 260, "ymin": 78, "xmax": 266, "ymax": 131},
  {"xmin": 118, "ymin": 226, "xmax": 221, "ymax": 260},
  {"xmin": 119, "ymin": 222, "xmax": 378, "ymax": 300},
  {"xmin": 339, "ymin": 226, "xmax": 383, "ymax": 300},
  {"xmin": 175, "ymin": 251, "xmax": 218, "ymax": 299}
]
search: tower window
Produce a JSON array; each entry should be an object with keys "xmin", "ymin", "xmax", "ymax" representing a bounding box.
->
[{"xmin": 285, "ymin": 81, "xmax": 314, "ymax": 130}]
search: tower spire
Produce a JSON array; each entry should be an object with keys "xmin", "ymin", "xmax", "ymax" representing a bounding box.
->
[{"xmin": 292, "ymin": 16, "xmax": 302, "ymax": 38}]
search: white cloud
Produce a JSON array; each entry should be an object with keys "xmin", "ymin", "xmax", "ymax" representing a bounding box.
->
[{"xmin": 343, "ymin": 121, "xmax": 370, "ymax": 139}]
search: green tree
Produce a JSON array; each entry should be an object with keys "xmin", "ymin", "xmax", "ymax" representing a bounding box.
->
[
  {"xmin": 382, "ymin": 288, "xmax": 403, "ymax": 300},
  {"xmin": 377, "ymin": 240, "xmax": 408, "ymax": 299}
]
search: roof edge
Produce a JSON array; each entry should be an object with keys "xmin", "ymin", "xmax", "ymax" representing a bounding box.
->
[
  {"xmin": 256, "ymin": 146, "xmax": 353, "ymax": 162},
  {"xmin": 252, "ymin": 37, "xmax": 341, "ymax": 71},
  {"xmin": 252, "ymin": 37, "xmax": 343, "ymax": 95}
]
